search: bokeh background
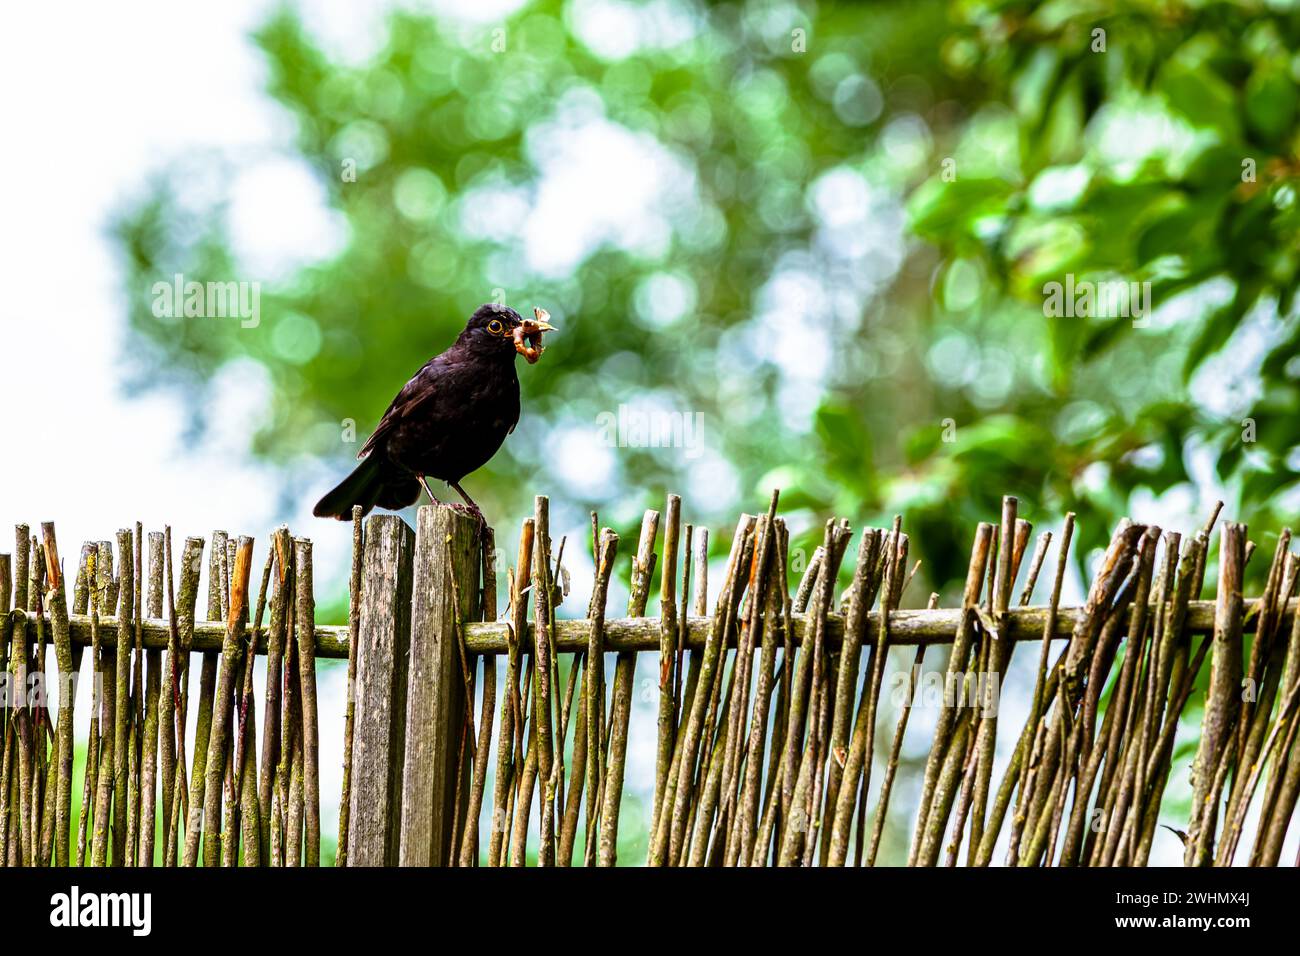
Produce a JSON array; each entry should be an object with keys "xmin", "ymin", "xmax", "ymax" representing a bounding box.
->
[{"xmin": 3, "ymin": 0, "xmax": 1299, "ymax": 864}]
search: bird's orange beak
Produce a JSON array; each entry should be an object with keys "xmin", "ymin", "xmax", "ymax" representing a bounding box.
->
[{"xmin": 514, "ymin": 307, "xmax": 557, "ymax": 364}]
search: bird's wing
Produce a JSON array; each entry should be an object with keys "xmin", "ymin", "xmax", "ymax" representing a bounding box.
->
[{"xmin": 357, "ymin": 361, "xmax": 441, "ymax": 460}]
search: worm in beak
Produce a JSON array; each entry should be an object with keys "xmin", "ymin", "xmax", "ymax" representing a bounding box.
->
[{"xmin": 513, "ymin": 307, "xmax": 557, "ymax": 364}]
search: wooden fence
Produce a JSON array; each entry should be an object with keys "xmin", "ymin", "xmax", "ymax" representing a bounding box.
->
[{"xmin": 4, "ymin": 493, "xmax": 1299, "ymax": 866}]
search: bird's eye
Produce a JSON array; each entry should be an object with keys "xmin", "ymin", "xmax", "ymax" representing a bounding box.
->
[{"xmin": 488, "ymin": 319, "xmax": 504, "ymax": 334}]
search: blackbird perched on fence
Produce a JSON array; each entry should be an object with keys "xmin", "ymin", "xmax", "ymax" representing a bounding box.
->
[{"xmin": 313, "ymin": 303, "xmax": 555, "ymax": 521}]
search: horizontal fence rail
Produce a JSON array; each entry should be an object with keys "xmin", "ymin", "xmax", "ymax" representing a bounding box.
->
[
  {"xmin": 12, "ymin": 600, "xmax": 1272, "ymax": 658},
  {"xmin": 4, "ymin": 492, "xmax": 1300, "ymax": 867}
]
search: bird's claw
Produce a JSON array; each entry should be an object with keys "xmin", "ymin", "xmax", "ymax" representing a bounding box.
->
[{"xmin": 450, "ymin": 501, "xmax": 486, "ymax": 525}]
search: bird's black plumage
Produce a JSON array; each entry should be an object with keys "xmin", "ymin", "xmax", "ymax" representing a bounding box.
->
[{"xmin": 313, "ymin": 303, "xmax": 549, "ymax": 520}]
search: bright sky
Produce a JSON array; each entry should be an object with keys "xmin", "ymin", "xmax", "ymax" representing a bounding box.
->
[
  {"xmin": 2, "ymin": 0, "xmax": 308, "ymax": 550},
  {"xmin": 0, "ymin": 0, "xmax": 463, "ymax": 853},
  {"xmin": 0, "ymin": 0, "xmax": 675, "ymax": 856}
]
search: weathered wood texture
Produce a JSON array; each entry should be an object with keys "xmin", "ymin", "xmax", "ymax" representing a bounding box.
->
[
  {"xmin": 398, "ymin": 505, "xmax": 481, "ymax": 866},
  {"xmin": 345, "ymin": 515, "xmax": 415, "ymax": 866}
]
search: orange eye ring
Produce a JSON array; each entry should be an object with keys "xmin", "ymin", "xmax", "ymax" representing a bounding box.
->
[{"xmin": 488, "ymin": 318, "xmax": 505, "ymax": 334}]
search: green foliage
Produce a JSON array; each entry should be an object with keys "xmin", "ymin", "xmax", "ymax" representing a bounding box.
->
[{"xmin": 113, "ymin": 0, "xmax": 1300, "ymax": 597}]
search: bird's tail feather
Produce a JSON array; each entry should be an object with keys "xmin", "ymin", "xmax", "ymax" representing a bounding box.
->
[{"xmin": 313, "ymin": 456, "xmax": 421, "ymax": 520}]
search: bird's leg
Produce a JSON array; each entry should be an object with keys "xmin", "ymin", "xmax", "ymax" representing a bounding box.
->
[
  {"xmin": 418, "ymin": 475, "xmax": 442, "ymax": 505},
  {"xmin": 448, "ymin": 480, "xmax": 485, "ymax": 524}
]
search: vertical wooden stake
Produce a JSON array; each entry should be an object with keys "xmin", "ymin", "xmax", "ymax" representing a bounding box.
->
[
  {"xmin": 1186, "ymin": 521, "xmax": 1246, "ymax": 865},
  {"xmin": 295, "ymin": 537, "xmax": 320, "ymax": 866},
  {"xmin": 346, "ymin": 514, "xmax": 415, "ymax": 866},
  {"xmin": 399, "ymin": 503, "xmax": 480, "ymax": 866},
  {"xmin": 141, "ymin": 531, "xmax": 164, "ymax": 866}
]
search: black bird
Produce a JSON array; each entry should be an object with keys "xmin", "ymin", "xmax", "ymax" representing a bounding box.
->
[{"xmin": 313, "ymin": 303, "xmax": 555, "ymax": 521}]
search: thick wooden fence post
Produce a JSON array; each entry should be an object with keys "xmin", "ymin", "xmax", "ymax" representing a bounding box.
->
[
  {"xmin": 399, "ymin": 503, "xmax": 481, "ymax": 866},
  {"xmin": 346, "ymin": 514, "xmax": 415, "ymax": 866}
]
